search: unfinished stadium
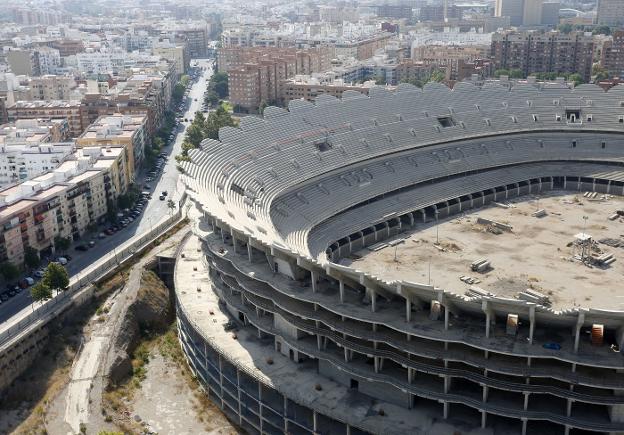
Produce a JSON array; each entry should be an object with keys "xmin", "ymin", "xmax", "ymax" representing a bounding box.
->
[{"xmin": 175, "ymin": 81, "xmax": 624, "ymax": 435}]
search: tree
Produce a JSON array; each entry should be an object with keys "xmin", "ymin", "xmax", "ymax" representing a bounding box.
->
[
  {"xmin": 185, "ymin": 123, "xmax": 205, "ymax": 147},
  {"xmin": 172, "ymin": 83, "xmax": 186, "ymax": 103},
  {"xmin": 30, "ymin": 281, "xmax": 52, "ymax": 303},
  {"xmin": 593, "ymin": 25, "xmax": 611, "ymax": 36},
  {"xmin": 567, "ymin": 73, "xmax": 584, "ymax": 86},
  {"xmin": 592, "ymin": 64, "xmax": 610, "ymax": 82},
  {"xmin": 24, "ymin": 247, "xmax": 40, "ymax": 270},
  {"xmin": 429, "ymin": 70, "xmax": 446, "ymax": 82},
  {"xmin": 0, "ymin": 262, "xmax": 19, "ymax": 282},
  {"xmin": 204, "ymin": 105, "xmax": 237, "ymax": 140},
  {"xmin": 558, "ymin": 23, "xmax": 573, "ymax": 34},
  {"xmin": 54, "ymin": 236, "xmax": 71, "ymax": 253},
  {"xmin": 43, "ymin": 262, "xmax": 69, "ymax": 294},
  {"xmin": 209, "ymin": 72, "xmax": 229, "ymax": 99},
  {"xmin": 509, "ymin": 69, "xmax": 524, "ymax": 79},
  {"xmin": 494, "ymin": 69, "xmax": 510, "ymax": 78},
  {"xmin": 373, "ymin": 75, "xmax": 386, "ymax": 85},
  {"xmin": 167, "ymin": 199, "xmax": 176, "ymax": 215},
  {"xmin": 180, "ymin": 74, "xmax": 190, "ymax": 87}
]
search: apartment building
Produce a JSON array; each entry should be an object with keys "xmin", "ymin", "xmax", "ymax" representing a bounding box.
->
[
  {"xmin": 0, "ymin": 119, "xmax": 73, "ymax": 188},
  {"xmin": 491, "ymin": 30, "xmax": 594, "ymax": 81},
  {"xmin": 152, "ymin": 39, "xmax": 189, "ymax": 77},
  {"xmin": 225, "ymin": 47, "xmax": 333, "ymax": 112},
  {"xmin": 597, "ymin": 0, "xmax": 624, "ymax": 26},
  {"xmin": 334, "ymin": 33, "xmax": 393, "ymax": 61},
  {"xmin": 6, "ymin": 100, "xmax": 87, "ymax": 138},
  {"xmin": 280, "ymin": 77, "xmax": 380, "ymax": 105},
  {"xmin": 76, "ymin": 114, "xmax": 147, "ymax": 182},
  {"xmin": 412, "ymin": 45, "xmax": 489, "ymax": 81},
  {"xmin": 29, "ymin": 75, "xmax": 76, "ymax": 101},
  {"xmin": 0, "ymin": 159, "xmax": 115, "ymax": 265},
  {"xmin": 601, "ymin": 31, "xmax": 624, "ymax": 77},
  {"xmin": 80, "ymin": 69, "xmax": 174, "ymax": 137},
  {"xmin": 217, "ymin": 46, "xmax": 332, "ymax": 75},
  {"xmin": 6, "ymin": 49, "xmax": 40, "ymax": 76}
]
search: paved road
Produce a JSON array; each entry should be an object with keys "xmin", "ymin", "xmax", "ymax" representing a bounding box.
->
[{"xmin": 0, "ymin": 59, "xmax": 213, "ymax": 323}]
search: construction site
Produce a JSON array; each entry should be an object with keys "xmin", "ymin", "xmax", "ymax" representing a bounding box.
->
[{"xmin": 342, "ymin": 191, "xmax": 624, "ymax": 311}]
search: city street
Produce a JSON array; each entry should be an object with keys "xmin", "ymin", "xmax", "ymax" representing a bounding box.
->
[{"xmin": 0, "ymin": 59, "xmax": 214, "ymax": 323}]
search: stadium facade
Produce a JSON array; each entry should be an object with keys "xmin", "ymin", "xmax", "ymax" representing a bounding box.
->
[{"xmin": 175, "ymin": 82, "xmax": 624, "ymax": 435}]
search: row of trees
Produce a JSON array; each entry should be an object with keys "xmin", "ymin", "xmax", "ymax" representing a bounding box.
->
[
  {"xmin": 493, "ymin": 69, "xmax": 584, "ymax": 86},
  {"xmin": 558, "ymin": 23, "xmax": 612, "ymax": 36},
  {"xmin": 175, "ymin": 105, "xmax": 237, "ymax": 168},
  {"xmin": 204, "ymin": 72, "xmax": 229, "ymax": 107},
  {"xmin": 398, "ymin": 69, "xmax": 446, "ymax": 88},
  {"xmin": 172, "ymin": 74, "xmax": 191, "ymax": 104},
  {"xmin": 30, "ymin": 262, "xmax": 69, "ymax": 303}
]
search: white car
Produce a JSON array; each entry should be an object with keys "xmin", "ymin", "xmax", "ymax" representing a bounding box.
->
[{"xmin": 57, "ymin": 257, "xmax": 68, "ymax": 265}]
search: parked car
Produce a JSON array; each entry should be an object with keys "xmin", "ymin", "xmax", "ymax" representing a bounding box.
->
[
  {"xmin": 88, "ymin": 240, "xmax": 96, "ymax": 248},
  {"xmin": 75, "ymin": 245, "xmax": 88, "ymax": 251},
  {"xmin": 34, "ymin": 269, "xmax": 45, "ymax": 278},
  {"xmin": 24, "ymin": 277, "xmax": 34, "ymax": 286},
  {"xmin": 161, "ymin": 191, "xmax": 168, "ymax": 196},
  {"xmin": 57, "ymin": 257, "xmax": 68, "ymax": 265},
  {"xmin": 1, "ymin": 293, "xmax": 9, "ymax": 301},
  {"xmin": 159, "ymin": 195, "xmax": 166, "ymax": 200},
  {"xmin": 98, "ymin": 232, "xmax": 106, "ymax": 239}
]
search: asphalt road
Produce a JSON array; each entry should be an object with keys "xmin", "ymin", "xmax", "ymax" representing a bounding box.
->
[{"xmin": 0, "ymin": 59, "xmax": 213, "ymax": 323}]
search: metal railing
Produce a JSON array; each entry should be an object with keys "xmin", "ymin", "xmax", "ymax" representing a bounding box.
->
[{"xmin": 0, "ymin": 194, "xmax": 187, "ymax": 348}]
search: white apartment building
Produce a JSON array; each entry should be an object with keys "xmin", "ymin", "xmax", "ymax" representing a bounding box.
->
[{"xmin": 0, "ymin": 119, "xmax": 74, "ymax": 188}]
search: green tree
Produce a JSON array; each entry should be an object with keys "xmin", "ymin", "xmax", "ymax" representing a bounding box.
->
[
  {"xmin": 592, "ymin": 64, "xmax": 610, "ymax": 81},
  {"xmin": 593, "ymin": 25, "xmax": 611, "ymax": 36},
  {"xmin": 172, "ymin": 83, "xmax": 186, "ymax": 103},
  {"xmin": 54, "ymin": 236, "xmax": 71, "ymax": 253},
  {"xmin": 185, "ymin": 124, "xmax": 205, "ymax": 147},
  {"xmin": 205, "ymin": 90, "xmax": 220, "ymax": 107},
  {"xmin": 209, "ymin": 72, "xmax": 229, "ymax": 99},
  {"xmin": 167, "ymin": 199, "xmax": 176, "ymax": 215},
  {"xmin": 180, "ymin": 74, "xmax": 190, "ymax": 87},
  {"xmin": 558, "ymin": 23, "xmax": 573, "ymax": 34},
  {"xmin": 30, "ymin": 281, "xmax": 52, "ymax": 303},
  {"xmin": 373, "ymin": 75, "xmax": 386, "ymax": 85},
  {"xmin": 509, "ymin": 69, "xmax": 524, "ymax": 78},
  {"xmin": 429, "ymin": 70, "xmax": 446, "ymax": 82},
  {"xmin": 494, "ymin": 69, "xmax": 510, "ymax": 78},
  {"xmin": 0, "ymin": 262, "xmax": 19, "ymax": 282},
  {"xmin": 43, "ymin": 262, "xmax": 69, "ymax": 294},
  {"xmin": 24, "ymin": 246, "xmax": 40, "ymax": 270},
  {"xmin": 204, "ymin": 105, "xmax": 237, "ymax": 140},
  {"xmin": 567, "ymin": 73, "xmax": 584, "ymax": 86}
]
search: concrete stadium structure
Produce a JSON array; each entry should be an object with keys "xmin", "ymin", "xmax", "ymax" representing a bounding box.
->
[{"xmin": 176, "ymin": 81, "xmax": 624, "ymax": 435}]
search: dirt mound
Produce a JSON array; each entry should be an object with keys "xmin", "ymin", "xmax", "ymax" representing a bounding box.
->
[{"xmin": 107, "ymin": 270, "xmax": 172, "ymax": 385}]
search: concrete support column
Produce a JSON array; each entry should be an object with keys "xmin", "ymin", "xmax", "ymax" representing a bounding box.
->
[
  {"xmin": 444, "ymin": 307, "xmax": 449, "ymax": 330},
  {"xmin": 481, "ymin": 411, "xmax": 487, "ymax": 429},
  {"xmin": 405, "ymin": 296, "xmax": 411, "ymax": 322},
  {"xmin": 236, "ymin": 369, "xmax": 242, "ymax": 425},
  {"xmin": 563, "ymin": 176, "xmax": 567, "ymax": 189},
  {"xmin": 317, "ymin": 335, "xmax": 322, "ymax": 350},
  {"xmin": 408, "ymin": 368, "xmax": 414, "ymax": 384},
  {"xmin": 247, "ymin": 242, "xmax": 253, "ymax": 262},
  {"xmin": 574, "ymin": 312, "xmax": 585, "ymax": 353},
  {"xmin": 482, "ymin": 300, "xmax": 492, "ymax": 338},
  {"xmin": 523, "ymin": 393, "xmax": 529, "ymax": 411},
  {"xmin": 339, "ymin": 280, "xmax": 345, "ymax": 303},
  {"xmin": 283, "ymin": 397, "xmax": 288, "ymax": 433},
  {"xmin": 313, "ymin": 411, "xmax": 318, "ymax": 433},
  {"xmin": 368, "ymin": 288, "xmax": 377, "ymax": 313},
  {"xmin": 374, "ymin": 356, "xmax": 380, "ymax": 373},
  {"xmin": 344, "ymin": 348, "xmax": 349, "ymax": 362},
  {"xmin": 566, "ymin": 399, "xmax": 572, "ymax": 417},
  {"xmin": 608, "ymin": 180, "xmax": 612, "ymax": 194},
  {"xmin": 443, "ymin": 402, "xmax": 449, "ymax": 419},
  {"xmin": 232, "ymin": 236, "xmax": 237, "ymax": 254},
  {"xmin": 529, "ymin": 306, "xmax": 536, "ymax": 345},
  {"xmin": 311, "ymin": 271, "xmax": 318, "ymax": 293},
  {"xmin": 444, "ymin": 376, "xmax": 451, "ymax": 393},
  {"xmin": 521, "ymin": 419, "xmax": 528, "ymax": 435},
  {"xmin": 564, "ymin": 425, "xmax": 570, "ymax": 435},
  {"xmin": 482, "ymin": 385, "xmax": 489, "ymax": 402}
]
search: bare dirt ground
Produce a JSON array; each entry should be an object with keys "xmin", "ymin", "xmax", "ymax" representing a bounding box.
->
[
  {"xmin": 0, "ymin": 224, "xmax": 238, "ymax": 435},
  {"xmin": 131, "ymin": 344, "xmax": 238, "ymax": 435},
  {"xmin": 343, "ymin": 191, "xmax": 624, "ymax": 310}
]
